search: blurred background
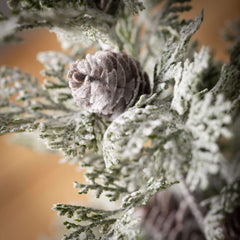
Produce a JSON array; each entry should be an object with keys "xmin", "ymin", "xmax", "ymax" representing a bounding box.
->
[{"xmin": 0, "ymin": 0, "xmax": 240, "ymax": 239}]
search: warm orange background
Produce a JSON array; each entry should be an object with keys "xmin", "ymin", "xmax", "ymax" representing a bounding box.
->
[{"xmin": 0, "ymin": 1, "xmax": 240, "ymax": 239}]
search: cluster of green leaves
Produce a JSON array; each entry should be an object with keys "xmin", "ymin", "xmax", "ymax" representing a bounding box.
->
[
  {"xmin": 54, "ymin": 130, "xmax": 177, "ymax": 239},
  {"xmin": 1, "ymin": 0, "xmax": 240, "ymax": 239},
  {"xmin": 0, "ymin": 0, "xmax": 144, "ymax": 46},
  {"xmin": 222, "ymin": 19, "xmax": 240, "ymax": 69},
  {"xmin": 116, "ymin": 0, "xmax": 201, "ymax": 75},
  {"xmin": 8, "ymin": 0, "xmax": 84, "ymax": 12},
  {"xmin": 6, "ymin": 0, "xmax": 144, "ymax": 13},
  {"xmin": 0, "ymin": 49, "xmax": 104, "ymax": 161},
  {"xmin": 53, "ymin": 203, "xmax": 121, "ymax": 239},
  {"xmin": 203, "ymin": 180, "xmax": 240, "ymax": 240}
]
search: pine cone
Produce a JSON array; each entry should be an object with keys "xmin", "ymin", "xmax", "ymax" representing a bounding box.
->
[
  {"xmin": 68, "ymin": 50, "xmax": 150, "ymax": 121},
  {"xmin": 223, "ymin": 205, "xmax": 240, "ymax": 240},
  {"xmin": 90, "ymin": 0, "xmax": 120, "ymax": 14},
  {"xmin": 140, "ymin": 191, "xmax": 206, "ymax": 240}
]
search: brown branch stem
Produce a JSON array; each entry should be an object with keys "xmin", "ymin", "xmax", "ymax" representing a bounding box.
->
[{"xmin": 179, "ymin": 181, "xmax": 205, "ymax": 233}]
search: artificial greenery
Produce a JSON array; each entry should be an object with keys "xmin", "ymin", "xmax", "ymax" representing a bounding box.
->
[{"xmin": 0, "ymin": 0, "xmax": 240, "ymax": 239}]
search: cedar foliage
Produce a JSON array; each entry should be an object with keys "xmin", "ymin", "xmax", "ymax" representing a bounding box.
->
[{"xmin": 0, "ymin": 0, "xmax": 240, "ymax": 239}]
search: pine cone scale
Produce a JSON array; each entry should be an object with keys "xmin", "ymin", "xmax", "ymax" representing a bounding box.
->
[
  {"xmin": 124, "ymin": 79, "xmax": 136, "ymax": 104},
  {"xmin": 105, "ymin": 70, "xmax": 116, "ymax": 92},
  {"xmin": 107, "ymin": 52, "xmax": 119, "ymax": 69},
  {"xmin": 111, "ymin": 88, "xmax": 125, "ymax": 109},
  {"xmin": 116, "ymin": 63, "xmax": 126, "ymax": 88}
]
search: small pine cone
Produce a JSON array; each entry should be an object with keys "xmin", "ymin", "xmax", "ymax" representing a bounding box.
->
[
  {"xmin": 68, "ymin": 50, "xmax": 150, "ymax": 121},
  {"xmin": 223, "ymin": 205, "xmax": 240, "ymax": 240},
  {"xmin": 88, "ymin": 0, "xmax": 120, "ymax": 14},
  {"xmin": 140, "ymin": 191, "xmax": 206, "ymax": 240}
]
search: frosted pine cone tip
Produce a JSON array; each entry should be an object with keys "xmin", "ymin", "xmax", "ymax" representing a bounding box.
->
[{"xmin": 68, "ymin": 50, "xmax": 151, "ymax": 121}]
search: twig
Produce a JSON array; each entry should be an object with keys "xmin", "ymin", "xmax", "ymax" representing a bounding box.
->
[{"xmin": 179, "ymin": 181, "xmax": 205, "ymax": 233}]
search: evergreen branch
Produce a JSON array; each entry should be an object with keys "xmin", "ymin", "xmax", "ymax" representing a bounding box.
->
[
  {"xmin": 0, "ymin": 61, "xmax": 102, "ymax": 159},
  {"xmin": 1, "ymin": 0, "xmax": 146, "ymax": 46},
  {"xmin": 152, "ymin": 9, "xmax": 203, "ymax": 93},
  {"xmin": 0, "ymin": 66, "xmax": 71, "ymax": 135},
  {"xmin": 8, "ymin": 0, "xmax": 84, "ymax": 12},
  {"xmin": 53, "ymin": 204, "xmax": 121, "ymax": 239},
  {"xmin": 53, "ymin": 203, "xmax": 121, "ymax": 219},
  {"xmin": 103, "ymin": 105, "xmax": 192, "ymax": 183},
  {"xmin": 62, "ymin": 218, "xmax": 116, "ymax": 240},
  {"xmin": 54, "ymin": 176, "xmax": 177, "ymax": 239},
  {"xmin": 122, "ymin": 178, "xmax": 178, "ymax": 209},
  {"xmin": 39, "ymin": 112, "xmax": 102, "ymax": 158},
  {"xmin": 157, "ymin": 0, "xmax": 192, "ymax": 28},
  {"xmin": 1, "ymin": 2, "xmax": 116, "ymax": 46},
  {"xmin": 74, "ymin": 180, "xmax": 127, "ymax": 201},
  {"xmin": 186, "ymin": 92, "xmax": 232, "ymax": 190},
  {"xmin": 203, "ymin": 180, "xmax": 240, "ymax": 240},
  {"xmin": 53, "ymin": 203, "xmax": 121, "ymax": 239},
  {"xmin": 222, "ymin": 19, "xmax": 240, "ymax": 69},
  {"xmin": 211, "ymin": 64, "xmax": 240, "ymax": 118},
  {"xmin": 171, "ymin": 46, "xmax": 211, "ymax": 115},
  {"xmin": 122, "ymin": 0, "xmax": 145, "ymax": 14}
]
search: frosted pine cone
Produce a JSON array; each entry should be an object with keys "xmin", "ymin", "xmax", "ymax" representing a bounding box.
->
[
  {"xmin": 140, "ymin": 191, "xmax": 206, "ymax": 240},
  {"xmin": 89, "ymin": 0, "xmax": 119, "ymax": 14},
  {"xmin": 68, "ymin": 50, "xmax": 150, "ymax": 121}
]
